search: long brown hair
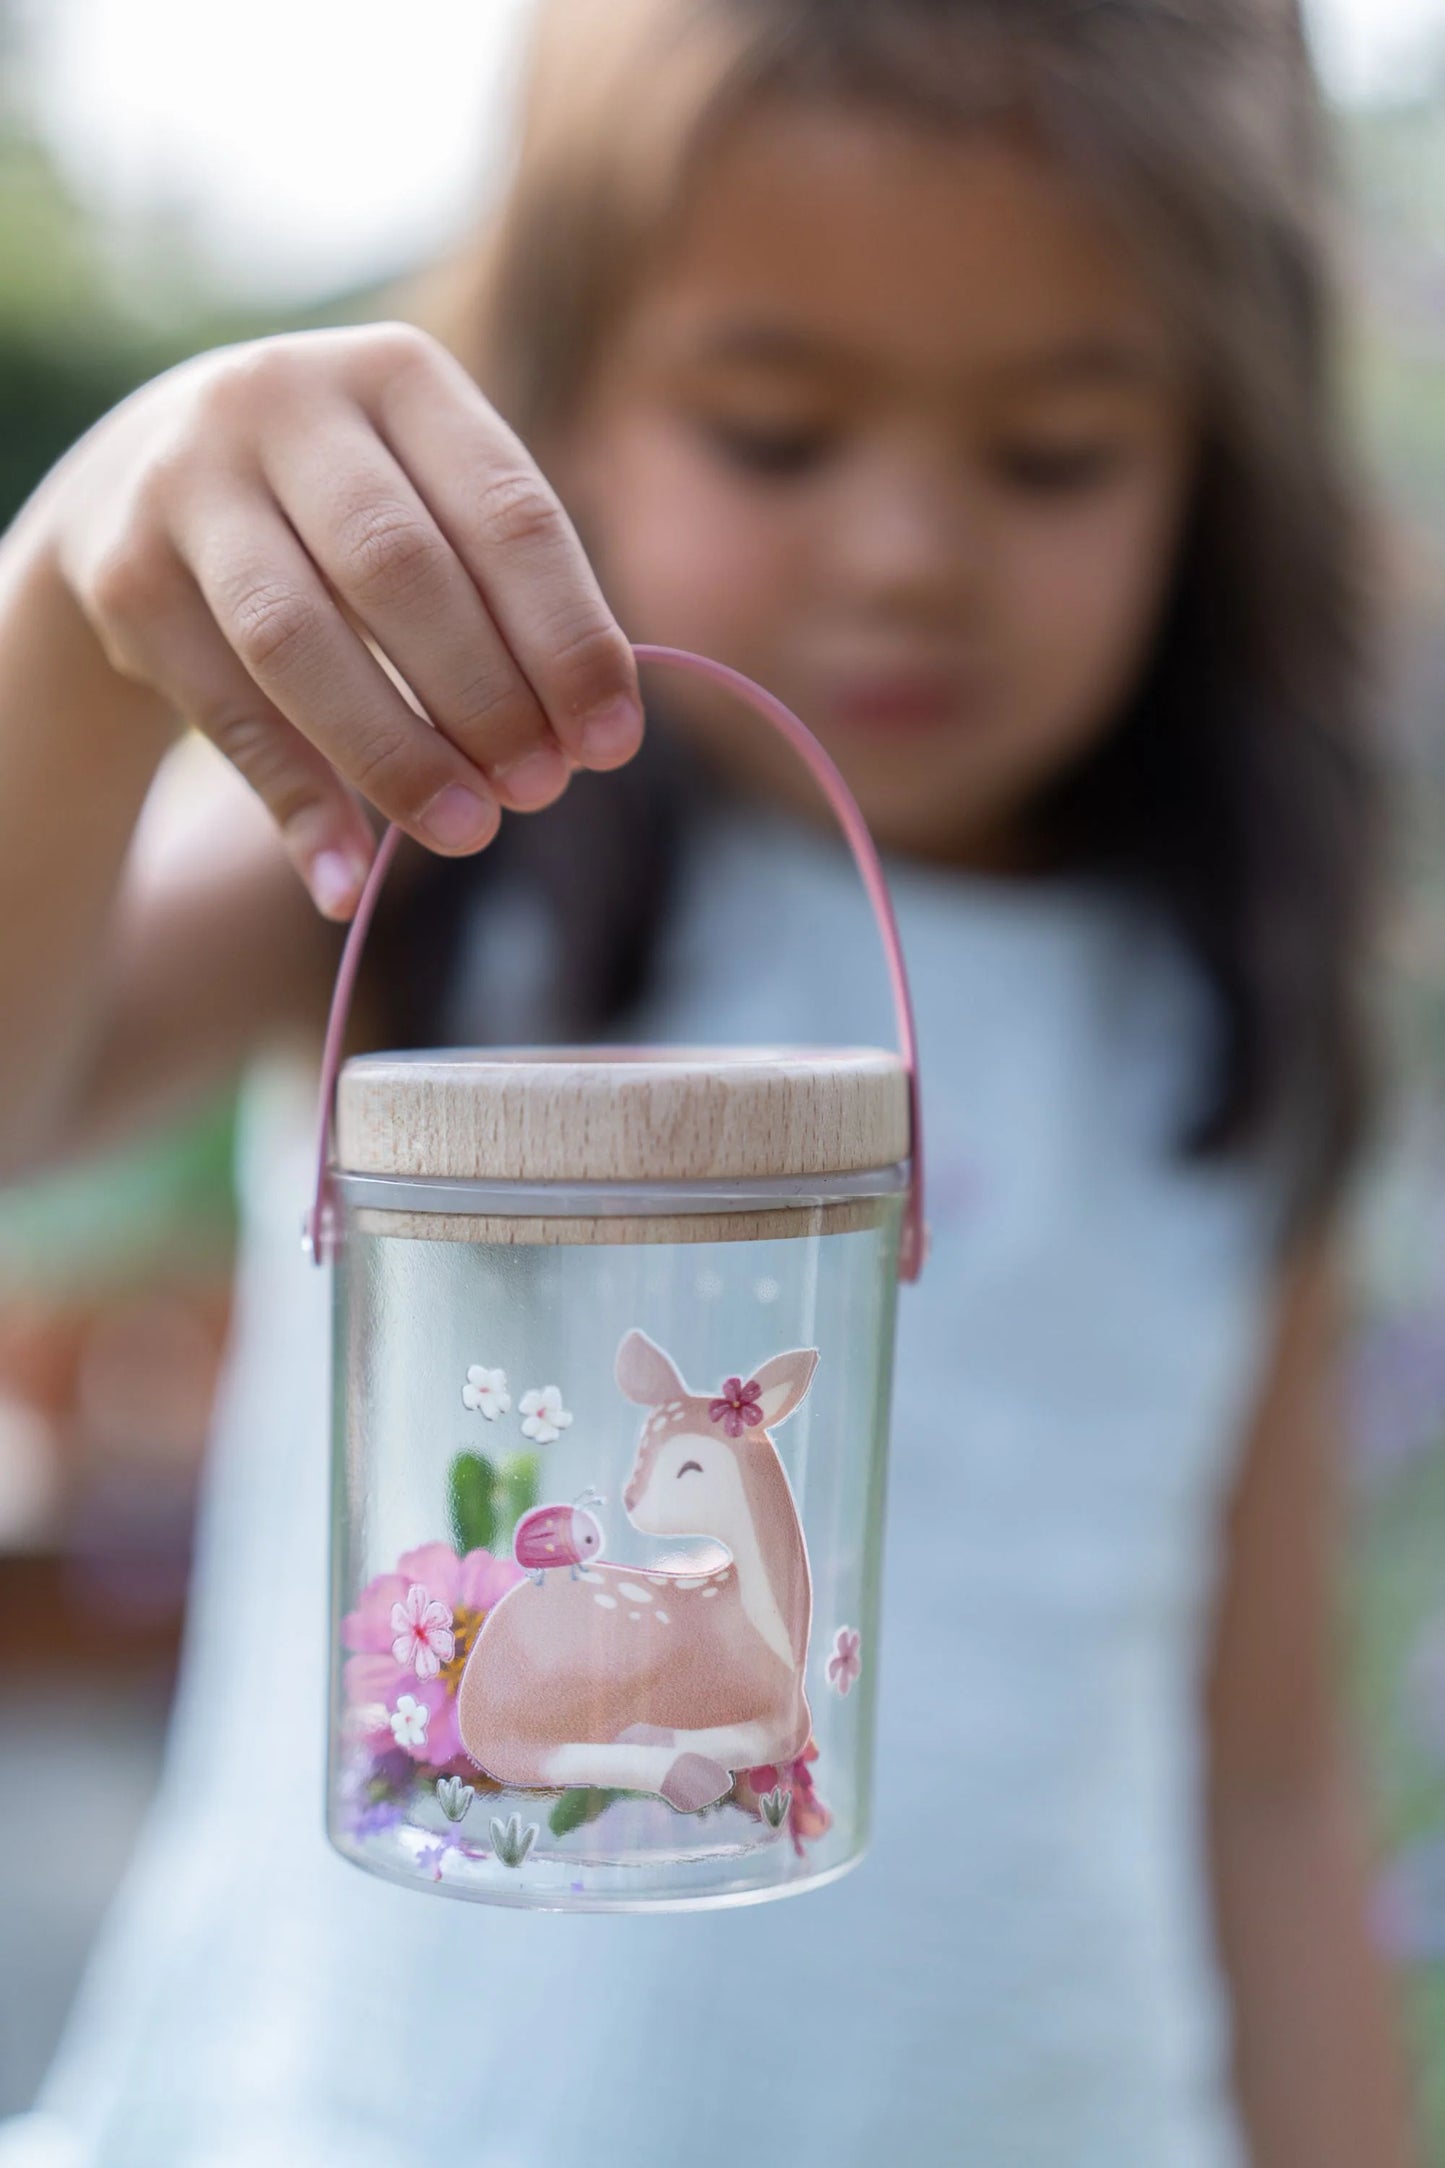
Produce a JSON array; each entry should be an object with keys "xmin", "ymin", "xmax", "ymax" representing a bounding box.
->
[{"xmin": 380, "ymin": 0, "xmax": 1379, "ymax": 1232}]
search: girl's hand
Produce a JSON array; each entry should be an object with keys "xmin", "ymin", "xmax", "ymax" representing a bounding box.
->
[{"xmin": 43, "ymin": 323, "xmax": 644, "ymax": 918}]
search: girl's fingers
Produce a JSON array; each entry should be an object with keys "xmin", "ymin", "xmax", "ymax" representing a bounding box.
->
[
  {"xmin": 103, "ymin": 551, "xmax": 380, "ymax": 917},
  {"xmin": 370, "ymin": 347, "xmax": 644, "ymax": 771},
  {"xmin": 173, "ymin": 491, "xmax": 503, "ymax": 858},
  {"xmin": 259, "ymin": 411, "xmax": 572, "ymax": 814}
]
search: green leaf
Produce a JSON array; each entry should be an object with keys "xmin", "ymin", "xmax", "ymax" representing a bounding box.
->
[
  {"xmin": 548, "ymin": 1786, "xmax": 628, "ymax": 1838},
  {"xmin": 448, "ymin": 1450, "xmax": 498, "ymax": 1554},
  {"xmin": 499, "ymin": 1450, "xmax": 541, "ymax": 1530}
]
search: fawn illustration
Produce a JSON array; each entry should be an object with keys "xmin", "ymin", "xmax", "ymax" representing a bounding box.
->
[{"xmin": 456, "ymin": 1330, "xmax": 816, "ymax": 1812}]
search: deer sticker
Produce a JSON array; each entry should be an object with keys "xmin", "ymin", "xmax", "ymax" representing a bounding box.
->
[{"xmin": 456, "ymin": 1330, "xmax": 817, "ymax": 1813}]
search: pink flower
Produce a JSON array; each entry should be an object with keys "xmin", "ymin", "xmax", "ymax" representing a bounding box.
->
[
  {"xmin": 342, "ymin": 1542, "xmax": 524, "ymax": 1767},
  {"xmin": 785, "ymin": 1743, "xmax": 831, "ymax": 1855},
  {"xmin": 390, "ymin": 1584, "xmax": 455, "ymax": 1679},
  {"xmin": 826, "ymin": 1625, "xmax": 862, "ymax": 1696},
  {"xmin": 708, "ymin": 1375, "xmax": 764, "ymax": 1437},
  {"xmin": 343, "ymin": 1542, "xmax": 520, "ymax": 1656}
]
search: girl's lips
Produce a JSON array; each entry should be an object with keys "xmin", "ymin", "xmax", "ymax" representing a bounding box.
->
[{"xmin": 825, "ymin": 672, "xmax": 978, "ymax": 739}]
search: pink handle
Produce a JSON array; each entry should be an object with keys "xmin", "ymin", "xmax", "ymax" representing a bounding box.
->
[{"xmin": 305, "ymin": 645, "xmax": 927, "ymax": 1280}]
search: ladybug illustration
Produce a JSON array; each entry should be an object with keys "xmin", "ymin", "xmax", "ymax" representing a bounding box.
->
[{"xmin": 513, "ymin": 1491, "xmax": 606, "ymax": 1582}]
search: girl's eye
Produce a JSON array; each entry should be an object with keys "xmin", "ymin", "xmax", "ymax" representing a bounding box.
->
[
  {"xmin": 677, "ymin": 1460, "xmax": 703, "ymax": 1478},
  {"xmin": 994, "ymin": 442, "xmax": 1133, "ymax": 494},
  {"xmin": 701, "ymin": 418, "xmax": 836, "ymax": 479}
]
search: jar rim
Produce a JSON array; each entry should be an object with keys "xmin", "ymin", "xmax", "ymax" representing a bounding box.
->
[{"xmin": 333, "ymin": 1162, "xmax": 910, "ymax": 1218}]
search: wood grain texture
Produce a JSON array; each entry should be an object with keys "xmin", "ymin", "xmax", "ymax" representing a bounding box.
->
[{"xmin": 336, "ymin": 1046, "xmax": 909, "ymax": 1182}]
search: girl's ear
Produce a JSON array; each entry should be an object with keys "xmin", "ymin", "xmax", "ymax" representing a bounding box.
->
[
  {"xmin": 615, "ymin": 1330, "xmax": 689, "ymax": 1406},
  {"xmin": 750, "ymin": 1348, "xmax": 819, "ymax": 1429}
]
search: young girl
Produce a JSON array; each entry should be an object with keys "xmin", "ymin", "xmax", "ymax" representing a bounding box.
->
[{"xmin": 0, "ymin": 0, "xmax": 1420, "ymax": 2161}]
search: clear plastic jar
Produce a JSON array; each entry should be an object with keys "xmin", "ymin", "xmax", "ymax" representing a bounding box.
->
[{"xmin": 324, "ymin": 1048, "xmax": 906, "ymax": 1911}]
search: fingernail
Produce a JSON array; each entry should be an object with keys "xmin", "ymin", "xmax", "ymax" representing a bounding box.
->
[
  {"xmin": 420, "ymin": 783, "xmax": 496, "ymax": 851},
  {"xmin": 309, "ymin": 848, "xmax": 366, "ymax": 918},
  {"xmin": 496, "ymin": 743, "xmax": 570, "ymax": 810},
  {"xmin": 579, "ymin": 696, "xmax": 644, "ymax": 767}
]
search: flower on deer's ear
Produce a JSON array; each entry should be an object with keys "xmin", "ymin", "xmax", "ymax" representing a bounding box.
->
[
  {"xmin": 826, "ymin": 1626, "xmax": 863, "ymax": 1696},
  {"xmin": 709, "ymin": 1376, "xmax": 764, "ymax": 1437},
  {"xmin": 389, "ymin": 1695, "xmax": 430, "ymax": 1749},
  {"xmin": 519, "ymin": 1386, "xmax": 572, "ymax": 1444},
  {"xmin": 389, "ymin": 1584, "xmax": 455, "ymax": 1679},
  {"xmin": 462, "ymin": 1365, "xmax": 510, "ymax": 1419}
]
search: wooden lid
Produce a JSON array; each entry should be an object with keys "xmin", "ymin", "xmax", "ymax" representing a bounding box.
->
[{"xmin": 336, "ymin": 1046, "xmax": 909, "ymax": 1184}]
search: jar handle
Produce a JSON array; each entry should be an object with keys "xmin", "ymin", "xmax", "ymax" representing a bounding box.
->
[{"xmin": 305, "ymin": 644, "xmax": 927, "ymax": 1281}]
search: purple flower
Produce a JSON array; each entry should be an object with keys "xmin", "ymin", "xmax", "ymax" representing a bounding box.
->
[
  {"xmin": 709, "ymin": 1376, "xmax": 764, "ymax": 1437},
  {"xmin": 346, "ymin": 1795, "xmax": 405, "ymax": 1841},
  {"xmin": 415, "ymin": 1835, "xmax": 487, "ymax": 1882}
]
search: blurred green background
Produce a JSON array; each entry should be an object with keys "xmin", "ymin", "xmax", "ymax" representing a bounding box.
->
[{"xmin": 0, "ymin": 0, "xmax": 1444, "ymax": 2146}]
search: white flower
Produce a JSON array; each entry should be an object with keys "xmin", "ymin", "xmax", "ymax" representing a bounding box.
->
[
  {"xmin": 462, "ymin": 1365, "xmax": 511, "ymax": 1419},
  {"xmin": 519, "ymin": 1385, "xmax": 572, "ymax": 1445},
  {"xmin": 389, "ymin": 1694, "xmax": 430, "ymax": 1748}
]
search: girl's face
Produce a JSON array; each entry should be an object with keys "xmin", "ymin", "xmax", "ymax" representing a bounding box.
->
[{"xmin": 560, "ymin": 104, "xmax": 1198, "ymax": 866}]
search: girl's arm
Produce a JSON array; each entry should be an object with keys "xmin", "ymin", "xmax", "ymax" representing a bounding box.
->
[
  {"xmin": 1206, "ymin": 1241, "xmax": 1419, "ymax": 2165},
  {"xmin": 0, "ymin": 325, "xmax": 643, "ymax": 1174}
]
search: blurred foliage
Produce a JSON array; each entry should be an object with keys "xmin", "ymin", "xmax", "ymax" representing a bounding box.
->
[
  {"xmin": 0, "ymin": 44, "xmax": 387, "ymax": 1262},
  {"xmin": 0, "ymin": 44, "xmax": 386, "ymax": 528},
  {"xmin": 0, "ymin": 89, "xmax": 244, "ymax": 1255},
  {"xmin": 0, "ymin": 1093, "xmax": 237, "ymax": 1296},
  {"xmin": 1336, "ymin": 76, "xmax": 1445, "ymax": 2168},
  {"xmin": 1344, "ymin": 91, "xmax": 1445, "ymax": 533},
  {"xmin": 447, "ymin": 1449, "xmax": 540, "ymax": 1556},
  {"xmin": 0, "ymin": 115, "xmax": 227, "ymax": 524},
  {"xmin": 0, "ymin": 166, "xmax": 233, "ymax": 1246}
]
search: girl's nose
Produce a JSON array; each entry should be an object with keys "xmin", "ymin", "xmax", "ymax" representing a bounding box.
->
[{"xmin": 825, "ymin": 443, "xmax": 983, "ymax": 617}]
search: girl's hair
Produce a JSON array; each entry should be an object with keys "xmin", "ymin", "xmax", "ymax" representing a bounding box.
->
[{"xmin": 382, "ymin": 0, "xmax": 1378, "ymax": 1234}]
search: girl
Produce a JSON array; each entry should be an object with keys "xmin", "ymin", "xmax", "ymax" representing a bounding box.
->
[{"xmin": 0, "ymin": 0, "xmax": 1419, "ymax": 2160}]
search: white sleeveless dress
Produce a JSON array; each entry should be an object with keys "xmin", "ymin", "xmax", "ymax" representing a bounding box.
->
[{"xmin": 2, "ymin": 811, "xmax": 1278, "ymax": 2168}]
